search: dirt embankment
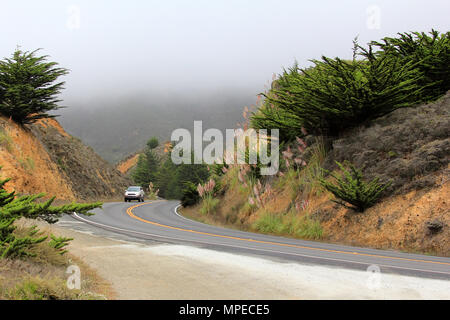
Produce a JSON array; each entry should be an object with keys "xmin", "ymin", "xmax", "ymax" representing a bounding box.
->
[
  {"xmin": 0, "ymin": 116, "xmax": 131, "ymax": 201},
  {"xmin": 116, "ymin": 154, "xmax": 139, "ymax": 175},
  {"xmin": 30, "ymin": 118, "xmax": 132, "ymax": 200},
  {"xmin": 0, "ymin": 117, "xmax": 77, "ymax": 199}
]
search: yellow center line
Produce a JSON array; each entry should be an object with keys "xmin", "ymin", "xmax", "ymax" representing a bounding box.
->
[{"xmin": 127, "ymin": 201, "xmax": 450, "ymax": 267}]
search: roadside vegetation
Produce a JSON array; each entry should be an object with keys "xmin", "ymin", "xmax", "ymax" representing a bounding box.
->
[
  {"xmin": 0, "ymin": 169, "xmax": 106, "ymax": 299},
  {"xmin": 180, "ymin": 30, "xmax": 450, "ymax": 255},
  {"xmin": 0, "ymin": 221, "xmax": 113, "ymax": 300},
  {"xmin": 0, "ymin": 48, "xmax": 115, "ymax": 299}
]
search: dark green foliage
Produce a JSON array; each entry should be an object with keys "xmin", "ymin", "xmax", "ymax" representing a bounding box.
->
[
  {"xmin": 155, "ymin": 155, "xmax": 210, "ymax": 200},
  {"xmin": 131, "ymin": 154, "xmax": 149, "ymax": 187},
  {"xmin": 143, "ymin": 149, "xmax": 159, "ymax": 180},
  {"xmin": 176, "ymin": 161, "xmax": 210, "ymax": 190},
  {"xmin": 180, "ymin": 182, "xmax": 200, "ymax": 207},
  {"xmin": 258, "ymin": 44, "xmax": 423, "ymax": 137},
  {"xmin": 48, "ymin": 235, "xmax": 73, "ymax": 255},
  {"xmin": 154, "ymin": 158, "xmax": 178, "ymax": 198},
  {"xmin": 1, "ymin": 233, "xmax": 47, "ymax": 259},
  {"xmin": 0, "ymin": 177, "xmax": 15, "ymax": 207},
  {"xmin": 133, "ymin": 147, "xmax": 211, "ymax": 201},
  {"xmin": 251, "ymin": 31, "xmax": 449, "ymax": 140},
  {"xmin": 146, "ymin": 137, "xmax": 159, "ymax": 150},
  {"xmin": 251, "ymin": 65, "xmax": 306, "ymax": 141},
  {"xmin": 0, "ymin": 48, "xmax": 68, "ymax": 125},
  {"xmin": 131, "ymin": 146, "xmax": 160, "ymax": 189},
  {"xmin": 371, "ymin": 30, "xmax": 450, "ymax": 101},
  {"xmin": 0, "ymin": 169, "xmax": 101, "ymax": 259},
  {"xmin": 319, "ymin": 161, "xmax": 391, "ymax": 212},
  {"xmin": 210, "ymin": 162, "xmax": 227, "ymax": 177}
]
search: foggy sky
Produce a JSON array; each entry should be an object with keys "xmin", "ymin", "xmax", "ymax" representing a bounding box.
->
[{"xmin": 1, "ymin": 0, "xmax": 449, "ymax": 107}]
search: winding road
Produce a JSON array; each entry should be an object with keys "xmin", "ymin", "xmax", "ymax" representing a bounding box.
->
[{"xmin": 70, "ymin": 200, "xmax": 450, "ymax": 280}]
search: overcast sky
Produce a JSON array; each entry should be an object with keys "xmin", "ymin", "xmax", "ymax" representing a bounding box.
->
[{"xmin": 1, "ymin": 0, "xmax": 449, "ymax": 106}]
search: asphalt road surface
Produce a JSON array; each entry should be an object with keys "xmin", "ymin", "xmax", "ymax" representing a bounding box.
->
[{"xmin": 70, "ymin": 200, "xmax": 450, "ymax": 280}]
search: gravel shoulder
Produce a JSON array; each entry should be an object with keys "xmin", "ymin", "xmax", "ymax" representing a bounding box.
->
[{"xmin": 47, "ymin": 218, "xmax": 450, "ymax": 300}]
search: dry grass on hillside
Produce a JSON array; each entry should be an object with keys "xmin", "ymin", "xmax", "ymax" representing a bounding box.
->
[{"xmin": 0, "ymin": 219, "xmax": 115, "ymax": 300}]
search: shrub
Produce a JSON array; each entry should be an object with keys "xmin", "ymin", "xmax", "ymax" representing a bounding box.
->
[
  {"xmin": 209, "ymin": 162, "xmax": 228, "ymax": 177},
  {"xmin": 0, "ymin": 169, "xmax": 101, "ymax": 259},
  {"xmin": 146, "ymin": 137, "xmax": 159, "ymax": 150},
  {"xmin": 180, "ymin": 182, "xmax": 200, "ymax": 207},
  {"xmin": 48, "ymin": 235, "xmax": 73, "ymax": 255},
  {"xmin": 319, "ymin": 161, "xmax": 391, "ymax": 212}
]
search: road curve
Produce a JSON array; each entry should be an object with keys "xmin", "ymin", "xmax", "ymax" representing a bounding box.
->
[{"xmin": 70, "ymin": 200, "xmax": 450, "ymax": 279}]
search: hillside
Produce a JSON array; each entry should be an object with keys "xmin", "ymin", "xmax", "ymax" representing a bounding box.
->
[
  {"xmin": 0, "ymin": 116, "xmax": 131, "ymax": 201},
  {"xmin": 181, "ymin": 92, "xmax": 450, "ymax": 256},
  {"xmin": 58, "ymin": 88, "xmax": 254, "ymax": 163},
  {"xmin": 116, "ymin": 143, "xmax": 168, "ymax": 176}
]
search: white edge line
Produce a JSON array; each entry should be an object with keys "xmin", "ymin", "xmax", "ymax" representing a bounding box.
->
[
  {"xmin": 173, "ymin": 204, "xmax": 192, "ymax": 222},
  {"xmin": 72, "ymin": 212, "xmax": 450, "ymax": 277},
  {"xmin": 174, "ymin": 204, "xmax": 450, "ymax": 265}
]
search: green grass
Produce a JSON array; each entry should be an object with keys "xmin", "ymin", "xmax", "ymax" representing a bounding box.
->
[
  {"xmin": 199, "ymin": 195, "xmax": 220, "ymax": 215},
  {"xmin": 294, "ymin": 215, "xmax": 324, "ymax": 240},
  {"xmin": 252, "ymin": 212, "xmax": 284, "ymax": 234},
  {"xmin": 4, "ymin": 276, "xmax": 101, "ymax": 300},
  {"xmin": 252, "ymin": 210, "xmax": 323, "ymax": 240}
]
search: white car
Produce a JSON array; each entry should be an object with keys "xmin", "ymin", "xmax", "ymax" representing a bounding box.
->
[{"xmin": 124, "ymin": 186, "xmax": 145, "ymax": 202}]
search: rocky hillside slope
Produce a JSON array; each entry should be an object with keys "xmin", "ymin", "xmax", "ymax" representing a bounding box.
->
[{"xmin": 0, "ymin": 116, "xmax": 131, "ymax": 201}]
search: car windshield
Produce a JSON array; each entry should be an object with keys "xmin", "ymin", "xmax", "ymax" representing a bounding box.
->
[{"xmin": 127, "ymin": 187, "xmax": 140, "ymax": 192}]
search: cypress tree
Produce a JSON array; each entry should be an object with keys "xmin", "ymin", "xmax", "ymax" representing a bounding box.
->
[
  {"xmin": 131, "ymin": 139, "xmax": 160, "ymax": 188},
  {"xmin": 0, "ymin": 48, "xmax": 69, "ymax": 125},
  {"xmin": 319, "ymin": 162, "xmax": 391, "ymax": 212},
  {"xmin": 0, "ymin": 168, "xmax": 101, "ymax": 258}
]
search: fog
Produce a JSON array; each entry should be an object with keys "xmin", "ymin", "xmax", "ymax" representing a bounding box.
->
[
  {"xmin": 2, "ymin": 1, "xmax": 449, "ymax": 102},
  {"xmin": 1, "ymin": 1, "xmax": 449, "ymax": 161}
]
